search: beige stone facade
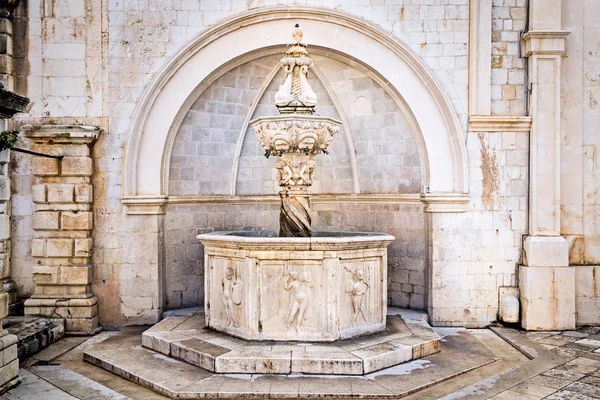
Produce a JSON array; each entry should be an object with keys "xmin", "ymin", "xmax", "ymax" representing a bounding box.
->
[{"xmin": 0, "ymin": 0, "xmax": 591, "ymax": 335}]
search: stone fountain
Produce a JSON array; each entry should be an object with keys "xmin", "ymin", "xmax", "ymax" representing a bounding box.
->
[
  {"xmin": 84, "ymin": 26, "xmax": 441, "ymax": 382},
  {"xmin": 197, "ymin": 25, "xmax": 395, "ymax": 342}
]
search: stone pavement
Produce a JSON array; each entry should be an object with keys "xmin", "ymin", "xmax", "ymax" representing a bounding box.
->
[{"xmin": 0, "ymin": 324, "xmax": 598, "ymax": 399}]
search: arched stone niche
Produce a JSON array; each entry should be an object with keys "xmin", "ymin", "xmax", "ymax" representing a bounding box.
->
[
  {"xmin": 164, "ymin": 51, "xmax": 427, "ymax": 309},
  {"xmin": 123, "ymin": 7, "xmax": 468, "ymax": 205},
  {"xmin": 120, "ymin": 6, "xmax": 469, "ymax": 321}
]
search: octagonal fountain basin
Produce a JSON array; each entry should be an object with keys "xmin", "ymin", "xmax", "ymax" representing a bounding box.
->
[{"xmin": 198, "ymin": 231, "xmax": 394, "ymax": 342}]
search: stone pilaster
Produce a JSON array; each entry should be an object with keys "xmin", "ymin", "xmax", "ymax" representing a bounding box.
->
[
  {"xmin": 0, "ymin": 149, "xmax": 15, "ymax": 310},
  {"xmin": 519, "ymin": 0, "xmax": 573, "ymax": 330},
  {"xmin": 23, "ymin": 125, "xmax": 102, "ymax": 335}
]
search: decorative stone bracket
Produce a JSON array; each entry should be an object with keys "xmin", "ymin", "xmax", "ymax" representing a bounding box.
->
[{"xmin": 22, "ymin": 125, "xmax": 102, "ymax": 335}]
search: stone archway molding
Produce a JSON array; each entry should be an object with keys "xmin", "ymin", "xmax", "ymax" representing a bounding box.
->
[{"xmin": 122, "ymin": 6, "xmax": 469, "ymax": 214}]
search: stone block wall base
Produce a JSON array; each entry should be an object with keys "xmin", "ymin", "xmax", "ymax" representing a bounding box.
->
[
  {"xmin": 519, "ymin": 265, "xmax": 576, "ymax": 330},
  {"xmin": 0, "ymin": 333, "xmax": 19, "ymax": 394},
  {"xmin": 24, "ymin": 296, "xmax": 100, "ymax": 335},
  {"xmin": 574, "ymin": 265, "xmax": 600, "ymax": 325}
]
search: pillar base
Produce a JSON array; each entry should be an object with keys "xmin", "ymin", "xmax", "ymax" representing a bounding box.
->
[
  {"xmin": 519, "ymin": 265, "xmax": 575, "ymax": 330},
  {"xmin": 523, "ymin": 236, "xmax": 569, "ymax": 267},
  {"xmin": 24, "ymin": 296, "xmax": 100, "ymax": 335}
]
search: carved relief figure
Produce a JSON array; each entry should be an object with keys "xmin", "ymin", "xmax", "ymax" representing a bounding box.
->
[
  {"xmin": 222, "ymin": 267, "xmax": 243, "ymax": 327},
  {"xmin": 283, "ymin": 267, "xmax": 312, "ymax": 331},
  {"xmin": 344, "ymin": 268, "xmax": 369, "ymax": 326},
  {"xmin": 276, "ymin": 158, "xmax": 294, "ymax": 186}
]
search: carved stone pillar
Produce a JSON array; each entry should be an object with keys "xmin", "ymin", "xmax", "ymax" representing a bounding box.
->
[
  {"xmin": 250, "ymin": 25, "xmax": 340, "ymax": 237},
  {"xmin": 519, "ymin": 0, "xmax": 573, "ymax": 330},
  {"xmin": 23, "ymin": 125, "xmax": 102, "ymax": 335}
]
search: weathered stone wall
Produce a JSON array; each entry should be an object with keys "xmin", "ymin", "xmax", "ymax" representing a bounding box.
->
[
  {"xmin": 10, "ymin": 145, "xmax": 34, "ymax": 298},
  {"xmin": 165, "ymin": 203, "xmax": 426, "ymax": 310},
  {"xmin": 429, "ymin": 130, "xmax": 528, "ymax": 326},
  {"xmin": 490, "ymin": 0, "xmax": 527, "ymax": 115},
  {"xmin": 10, "ymin": 0, "xmax": 478, "ymax": 328},
  {"xmin": 11, "ymin": 1, "xmax": 471, "ymax": 327},
  {"xmin": 170, "ymin": 55, "xmax": 421, "ymax": 196},
  {"xmin": 8, "ymin": 0, "xmax": 596, "ymax": 329},
  {"xmin": 167, "ymin": 53, "xmax": 424, "ymax": 309},
  {"xmin": 561, "ymin": 0, "xmax": 600, "ymax": 324}
]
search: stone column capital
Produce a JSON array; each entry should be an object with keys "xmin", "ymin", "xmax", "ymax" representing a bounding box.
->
[
  {"xmin": 522, "ymin": 30, "xmax": 570, "ymax": 56},
  {"xmin": 22, "ymin": 125, "xmax": 102, "ymax": 145}
]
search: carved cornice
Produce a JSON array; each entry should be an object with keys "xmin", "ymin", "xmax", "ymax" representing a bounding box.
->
[
  {"xmin": 469, "ymin": 116, "xmax": 532, "ymax": 132},
  {"xmin": 122, "ymin": 196, "xmax": 167, "ymax": 215},
  {"xmin": 522, "ymin": 30, "xmax": 570, "ymax": 56},
  {"xmin": 22, "ymin": 124, "xmax": 101, "ymax": 145},
  {"xmin": 0, "ymin": 83, "xmax": 29, "ymax": 118},
  {"xmin": 122, "ymin": 193, "xmax": 472, "ymax": 215},
  {"xmin": 421, "ymin": 193, "xmax": 470, "ymax": 213}
]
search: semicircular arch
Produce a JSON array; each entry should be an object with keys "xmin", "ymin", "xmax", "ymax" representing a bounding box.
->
[{"xmin": 123, "ymin": 6, "xmax": 468, "ymax": 208}]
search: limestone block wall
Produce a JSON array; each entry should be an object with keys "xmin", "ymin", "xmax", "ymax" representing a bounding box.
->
[
  {"xmin": 5, "ymin": 0, "xmax": 596, "ymax": 329},
  {"xmin": 10, "ymin": 0, "xmax": 477, "ymax": 328},
  {"xmin": 490, "ymin": 0, "xmax": 527, "ymax": 115},
  {"xmin": 164, "ymin": 203, "xmax": 426, "ymax": 311},
  {"xmin": 561, "ymin": 0, "xmax": 600, "ymax": 324},
  {"xmin": 15, "ymin": 0, "xmax": 469, "ymax": 327},
  {"xmin": 166, "ymin": 52, "xmax": 425, "ymax": 310},
  {"xmin": 429, "ymin": 130, "xmax": 528, "ymax": 326},
  {"xmin": 170, "ymin": 55, "xmax": 421, "ymax": 196}
]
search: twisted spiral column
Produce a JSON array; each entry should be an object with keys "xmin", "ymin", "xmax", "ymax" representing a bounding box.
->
[{"xmin": 279, "ymin": 189, "xmax": 311, "ymax": 237}]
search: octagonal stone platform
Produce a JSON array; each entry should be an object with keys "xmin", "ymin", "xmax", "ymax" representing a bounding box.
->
[{"xmin": 141, "ymin": 308, "xmax": 441, "ymax": 375}]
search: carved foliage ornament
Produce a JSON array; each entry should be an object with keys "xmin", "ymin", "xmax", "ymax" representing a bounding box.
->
[{"xmin": 253, "ymin": 119, "xmax": 339, "ymax": 156}]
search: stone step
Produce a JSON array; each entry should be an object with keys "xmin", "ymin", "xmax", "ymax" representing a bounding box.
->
[
  {"xmin": 3, "ymin": 316, "xmax": 64, "ymax": 361},
  {"xmin": 141, "ymin": 308, "xmax": 442, "ymax": 375},
  {"xmin": 83, "ymin": 325, "xmax": 502, "ymax": 399}
]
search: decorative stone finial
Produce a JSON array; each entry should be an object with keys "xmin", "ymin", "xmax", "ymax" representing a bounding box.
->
[
  {"xmin": 274, "ymin": 24, "xmax": 317, "ymax": 114},
  {"xmin": 292, "ymin": 24, "xmax": 303, "ymax": 44}
]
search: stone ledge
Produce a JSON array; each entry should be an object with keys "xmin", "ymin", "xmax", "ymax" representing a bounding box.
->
[
  {"xmin": 469, "ymin": 115, "xmax": 533, "ymax": 132},
  {"xmin": 140, "ymin": 309, "xmax": 441, "ymax": 375},
  {"xmin": 421, "ymin": 193, "xmax": 470, "ymax": 213},
  {"xmin": 22, "ymin": 125, "xmax": 102, "ymax": 145}
]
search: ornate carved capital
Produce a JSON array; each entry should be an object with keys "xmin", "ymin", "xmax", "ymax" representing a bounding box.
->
[{"xmin": 251, "ymin": 115, "xmax": 340, "ymax": 157}]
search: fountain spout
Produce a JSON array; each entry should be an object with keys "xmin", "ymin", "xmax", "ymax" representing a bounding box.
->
[{"xmin": 250, "ymin": 25, "xmax": 341, "ymax": 237}]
